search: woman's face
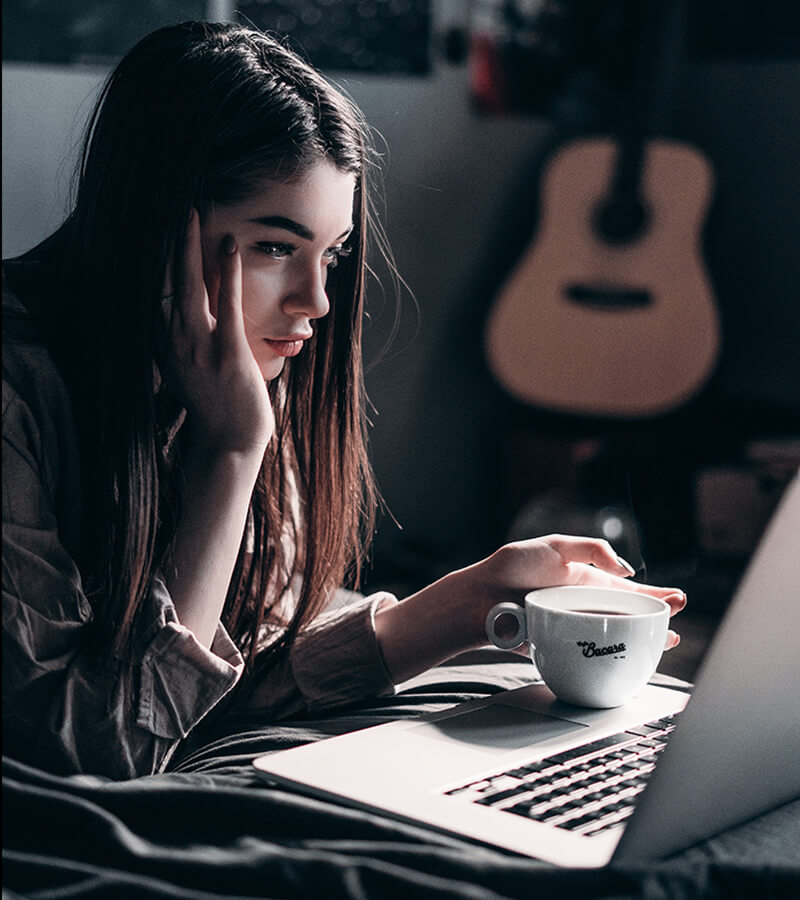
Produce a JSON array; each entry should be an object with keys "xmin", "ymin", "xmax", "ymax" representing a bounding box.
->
[{"xmin": 200, "ymin": 159, "xmax": 357, "ymax": 381}]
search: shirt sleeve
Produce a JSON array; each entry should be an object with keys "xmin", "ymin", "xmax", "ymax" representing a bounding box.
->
[
  {"xmin": 238, "ymin": 591, "xmax": 399, "ymax": 720},
  {"xmin": 2, "ymin": 372, "xmax": 244, "ymax": 780}
]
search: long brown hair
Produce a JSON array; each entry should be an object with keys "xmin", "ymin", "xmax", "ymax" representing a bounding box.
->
[{"xmin": 22, "ymin": 21, "xmax": 384, "ymax": 670}]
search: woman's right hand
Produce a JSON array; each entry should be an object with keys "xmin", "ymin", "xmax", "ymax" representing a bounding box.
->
[
  {"xmin": 165, "ymin": 209, "xmax": 274, "ymax": 459},
  {"xmin": 375, "ymin": 535, "xmax": 687, "ymax": 685}
]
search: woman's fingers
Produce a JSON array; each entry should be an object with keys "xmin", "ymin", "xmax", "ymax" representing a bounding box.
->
[
  {"xmin": 544, "ymin": 536, "xmax": 687, "ymax": 613},
  {"xmin": 544, "ymin": 534, "xmax": 637, "ymax": 579},
  {"xmin": 176, "ymin": 209, "xmax": 209, "ymax": 329},
  {"xmin": 640, "ymin": 586, "xmax": 687, "ymax": 615},
  {"xmin": 170, "ymin": 219, "xmax": 248, "ymax": 360},
  {"xmin": 569, "ymin": 563, "xmax": 687, "ymax": 615},
  {"xmin": 214, "ymin": 234, "xmax": 246, "ymax": 351},
  {"xmin": 665, "ymin": 629, "xmax": 681, "ymax": 650}
]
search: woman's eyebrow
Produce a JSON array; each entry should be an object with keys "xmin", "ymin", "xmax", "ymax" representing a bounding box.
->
[
  {"xmin": 249, "ymin": 215, "xmax": 314, "ymax": 240},
  {"xmin": 249, "ymin": 215, "xmax": 353, "ymax": 243}
]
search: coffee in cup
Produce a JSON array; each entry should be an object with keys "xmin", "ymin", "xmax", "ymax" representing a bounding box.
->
[{"xmin": 485, "ymin": 585, "xmax": 670, "ymax": 708}]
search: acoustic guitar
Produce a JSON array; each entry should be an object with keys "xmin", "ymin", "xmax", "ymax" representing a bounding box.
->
[{"xmin": 483, "ymin": 1, "xmax": 720, "ymax": 418}]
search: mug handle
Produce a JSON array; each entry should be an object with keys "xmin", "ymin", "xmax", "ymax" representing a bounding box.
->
[{"xmin": 485, "ymin": 602, "xmax": 527, "ymax": 651}]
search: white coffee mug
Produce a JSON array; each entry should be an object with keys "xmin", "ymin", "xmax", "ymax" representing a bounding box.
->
[{"xmin": 485, "ymin": 585, "xmax": 670, "ymax": 708}]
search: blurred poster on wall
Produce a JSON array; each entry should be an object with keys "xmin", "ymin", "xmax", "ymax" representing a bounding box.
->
[
  {"xmin": 236, "ymin": 0, "xmax": 431, "ymax": 74},
  {"xmin": 3, "ymin": 0, "xmax": 432, "ymax": 73},
  {"xmin": 3, "ymin": 0, "xmax": 211, "ymax": 65}
]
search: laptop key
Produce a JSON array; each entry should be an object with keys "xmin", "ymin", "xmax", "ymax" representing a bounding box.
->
[
  {"xmin": 475, "ymin": 783, "xmax": 534, "ymax": 805},
  {"xmin": 546, "ymin": 732, "xmax": 634, "ymax": 765},
  {"xmin": 560, "ymin": 813, "xmax": 598, "ymax": 830},
  {"xmin": 581, "ymin": 806, "xmax": 637, "ymax": 836},
  {"xmin": 625, "ymin": 724, "xmax": 665, "ymax": 737}
]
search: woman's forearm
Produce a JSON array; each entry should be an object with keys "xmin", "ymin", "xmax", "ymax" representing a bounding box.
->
[
  {"xmin": 374, "ymin": 565, "xmax": 487, "ymax": 685},
  {"xmin": 165, "ymin": 448, "xmax": 263, "ymax": 647}
]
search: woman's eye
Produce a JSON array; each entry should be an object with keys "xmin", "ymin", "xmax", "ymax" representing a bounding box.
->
[
  {"xmin": 324, "ymin": 243, "xmax": 352, "ymax": 269},
  {"xmin": 256, "ymin": 242, "xmax": 296, "ymax": 259}
]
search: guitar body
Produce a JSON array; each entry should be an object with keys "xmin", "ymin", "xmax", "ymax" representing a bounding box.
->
[{"xmin": 485, "ymin": 137, "xmax": 720, "ymax": 418}]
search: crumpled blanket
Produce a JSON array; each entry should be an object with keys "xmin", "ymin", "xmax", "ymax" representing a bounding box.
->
[{"xmin": 4, "ymin": 660, "xmax": 799, "ymax": 899}]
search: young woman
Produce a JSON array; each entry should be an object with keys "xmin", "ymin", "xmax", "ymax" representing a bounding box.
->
[{"xmin": 2, "ymin": 21, "xmax": 685, "ymax": 780}]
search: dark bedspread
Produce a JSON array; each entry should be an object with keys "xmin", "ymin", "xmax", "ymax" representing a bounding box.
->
[{"xmin": 4, "ymin": 659, "xmax": 799, "ymax": 899}]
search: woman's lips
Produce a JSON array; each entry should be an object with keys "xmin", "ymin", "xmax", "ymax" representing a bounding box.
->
[{"xmin": 264, "ymin": 336, "xmax": 310, "ymax": 357}]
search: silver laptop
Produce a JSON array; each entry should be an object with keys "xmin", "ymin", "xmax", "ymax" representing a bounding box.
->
[{"xmin": 253, "ymin": 470, "xmax": 800, "ymax": 867}]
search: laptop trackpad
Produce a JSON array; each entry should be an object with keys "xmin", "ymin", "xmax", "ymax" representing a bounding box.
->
[{"xmin": 412, "ymin": 703, "xmax": 588, "ymax": 751}]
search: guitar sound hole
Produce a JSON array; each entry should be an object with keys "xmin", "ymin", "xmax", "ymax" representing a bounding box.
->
[
  {"xmin": 565, "ymin": 284, "xmax": 652, "ymax": 310},
  {"xmin": 593, "ymin": 198, "xmax": 650, "ymax": 245}
]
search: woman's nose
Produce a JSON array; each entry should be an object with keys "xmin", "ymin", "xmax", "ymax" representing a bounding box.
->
[{"xmin": 283, "ymin": 266, "xmax": 330, "ymax": 321}]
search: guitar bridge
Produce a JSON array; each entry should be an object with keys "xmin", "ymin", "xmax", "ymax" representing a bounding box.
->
[{"xmin": 565, "ymin": 283, "xmax": 652, "ymax": 310}]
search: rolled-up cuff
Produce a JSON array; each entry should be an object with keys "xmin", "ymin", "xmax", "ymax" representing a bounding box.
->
[
  {"xmin": 290, "ymin": 591, "xmax": 398, "ymax": 713},
  {"xmin": 137, "ymin": 621, "xmax": 244, "ymax": 739}
]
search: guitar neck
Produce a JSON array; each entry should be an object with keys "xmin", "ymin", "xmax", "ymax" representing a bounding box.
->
[
  {"xmin": 609, "ymin": 123, "xmax": 647, "ymax": 202},
  {"xmin": 596, "ymin": 0, "xmax": 684, "ymax": 241}
]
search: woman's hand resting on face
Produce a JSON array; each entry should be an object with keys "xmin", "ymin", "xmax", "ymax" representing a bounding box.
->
[
  {"xmin": 164, "ymin": 210, "xmax": 274, "ymax": 460},
  {"xmin": 159, "ymin": 212, "xmax": 275, "ymax": 647}
]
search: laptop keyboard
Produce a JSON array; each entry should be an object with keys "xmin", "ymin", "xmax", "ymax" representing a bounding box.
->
[{"xmin": 444, "ymin": 714, "xmax": 679, "ymax": 837}]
